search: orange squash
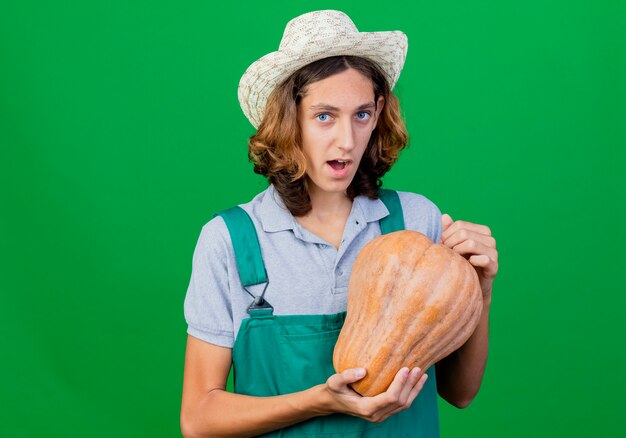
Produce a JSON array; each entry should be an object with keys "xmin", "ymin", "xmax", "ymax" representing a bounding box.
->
[{"xmin": 333, "ymin": 230, "xmax": 483, "ymax": 397}]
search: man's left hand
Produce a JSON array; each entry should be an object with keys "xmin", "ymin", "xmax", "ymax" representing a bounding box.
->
[{"xmin": 440, "ymin": 214, "xmax": 498, "ymax": 301}]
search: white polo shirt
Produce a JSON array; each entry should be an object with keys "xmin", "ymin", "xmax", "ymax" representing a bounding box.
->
[{"xmin": 184, "ymin": 185, "xmax": 442, "ymax": 348}]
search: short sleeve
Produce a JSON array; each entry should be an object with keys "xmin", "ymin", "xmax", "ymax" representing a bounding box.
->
[
  {"xmin": 397, "ymin": 191, "xmax": 443, "ymax": 243},
  {"xmin": 183, "ymin": 216, "xmax": 236, "ymax": 348}
]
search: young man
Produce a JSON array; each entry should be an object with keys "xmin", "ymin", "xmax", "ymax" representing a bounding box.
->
[{"xmin": 181, "ymin": 10, "xmax": 498, "ymax": 437}]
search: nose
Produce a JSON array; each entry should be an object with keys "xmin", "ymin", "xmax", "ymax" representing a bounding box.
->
[{"xmin": 337, "ymin": 118, "xmax": 356, "ymax": 152}]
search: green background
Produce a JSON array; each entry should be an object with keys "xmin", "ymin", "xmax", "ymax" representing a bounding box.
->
[{"xmin": 1, "ymin": 0, "xmax": 624, "ymax": 436}]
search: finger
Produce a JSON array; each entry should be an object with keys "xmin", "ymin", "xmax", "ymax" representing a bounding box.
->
[
  {"xmin": 407, "ymin": 372, "xmax": 428, "ymax": 404},
  {"xmin": 367, "ymin": 367, "xmax": 409, "ymax": 407},
  {"xmin": 384, "ymin": 367, "xmax": 410, "ymax": 399},
  {"xmin": 355, "ymin": 367, "xmax": 409, "ymax": 421},
  {"xmin": 441, "ymin": 220, "xmax": 492, "ymax": 243},
  {"xmin": 386, "ymin": 372, "xmax": 428, "ymax": 418},
  {"xmin": 441, "ymin": 229, "xmax": 496, "ymax": 250},
  {"xmin": 397, "ymin": 367, "xmax": 421, "ymax": 405},
  {"xmin": 450, "ymin": 240, "xmax": 498, "ymax": 262},
  {"xmin": 469, "ymin": 254, "xmax": 499, "ymax": 278},
  {"xmin": 378, "ymin": 367, "xmax": 422, "ymax": 419}
]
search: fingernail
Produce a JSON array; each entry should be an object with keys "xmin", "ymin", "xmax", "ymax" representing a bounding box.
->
[{"xmin": 355, "ymin": 368, "xmax": 366, "ymax": 378}]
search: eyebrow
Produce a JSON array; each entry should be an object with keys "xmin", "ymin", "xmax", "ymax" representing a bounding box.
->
[{"xmin": 308, "ymin": 102, "xmax": 376, "ymax": 112}]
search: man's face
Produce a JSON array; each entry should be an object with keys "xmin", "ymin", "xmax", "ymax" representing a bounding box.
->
[{"xmin": 297, "ymin": 68, "xmax": 385, "ymax": 197}]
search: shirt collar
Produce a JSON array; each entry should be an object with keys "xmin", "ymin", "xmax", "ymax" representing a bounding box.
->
[
  {"xmin": 258, "ymin": 185, "xmax": 298, "ymax": 232},
  {"xmin": 355, "ymin": 193, "xmax": 392, "ymax": 224},
  {"xmin": 258, "ymin": 184, "xmax": 391, "ymax": 232}
]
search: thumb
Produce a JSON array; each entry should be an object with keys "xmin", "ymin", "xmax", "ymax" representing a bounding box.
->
[
  {"xmin": 326, "ymin": 367, "xmax": 366, "ymax": 395},
  {"xmin": 335, "ymin": 368, "xmax": 367, "ymax": 385}
]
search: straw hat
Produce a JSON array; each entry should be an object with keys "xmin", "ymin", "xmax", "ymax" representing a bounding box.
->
[{"xmin": 238, "ymin": 10, "xmax": 408, "ymax": 128}]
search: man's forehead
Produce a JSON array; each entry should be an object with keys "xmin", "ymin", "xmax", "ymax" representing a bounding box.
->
[{"xmin": 304, "ymin": 101, "xmax": 377, "ymax": 112}]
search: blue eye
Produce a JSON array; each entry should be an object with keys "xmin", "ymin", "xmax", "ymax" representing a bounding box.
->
[
  {"xmin": 317, "ymin": 113, "xmax": 330, "ymax": 122},
  {"xmin": 356, "ymin": 111, "xmax": 370, "ymax": 120}
]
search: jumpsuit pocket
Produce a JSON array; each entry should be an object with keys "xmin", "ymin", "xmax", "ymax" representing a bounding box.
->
[{"xmin": 276, "ymin": 324, "xmax": 341, "ymax": 393}]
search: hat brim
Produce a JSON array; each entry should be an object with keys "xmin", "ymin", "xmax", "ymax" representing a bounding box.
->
[{"xmin": 238, "ymin": 30, "xmax": 407, "ymax": 128}]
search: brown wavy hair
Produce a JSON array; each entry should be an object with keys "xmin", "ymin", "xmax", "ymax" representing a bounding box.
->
[{"xmin": 248, "ymin": 55, "xmax": 408, "ymax": 216}]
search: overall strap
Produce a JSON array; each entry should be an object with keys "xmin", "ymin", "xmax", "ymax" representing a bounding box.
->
[
  {"xmin": 215, "ymin": 207, "xmax": 274, "ymax": 317},
  {"xmin": 215, "ymin": 207, "xmax": 272, "ymax": 315},
  {"xmin": 215, "ymin": 207, "xmax": 267, "ymax": 286},
  {"xmin": 378, "ymin": 189, "xmax": 405, "ymax": 234}
]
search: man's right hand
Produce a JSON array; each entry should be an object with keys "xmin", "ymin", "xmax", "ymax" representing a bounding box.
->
[{"xmin": 319, "ymin": 367, "xmax": 428, "ymax": 423}]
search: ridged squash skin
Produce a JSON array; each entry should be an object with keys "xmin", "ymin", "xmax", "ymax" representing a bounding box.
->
[{"xmin": 333, "ymin": 230, "xmax": 483, "ymax": 397}]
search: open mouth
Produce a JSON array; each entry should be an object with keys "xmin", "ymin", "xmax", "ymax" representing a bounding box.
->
[{"xmin": 327, "ymin": 159, "xmax": 351, "ymax": 170}]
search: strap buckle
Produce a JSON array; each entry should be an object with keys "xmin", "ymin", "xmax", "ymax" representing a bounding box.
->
[{"xmin": 245, "ymin": 281, "xmax": 273, "ymax": 313}]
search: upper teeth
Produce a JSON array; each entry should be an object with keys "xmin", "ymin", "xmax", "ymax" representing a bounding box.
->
[{"xmin": 337, "ymin": 160, "xmax": 346, "ymax": 163}]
